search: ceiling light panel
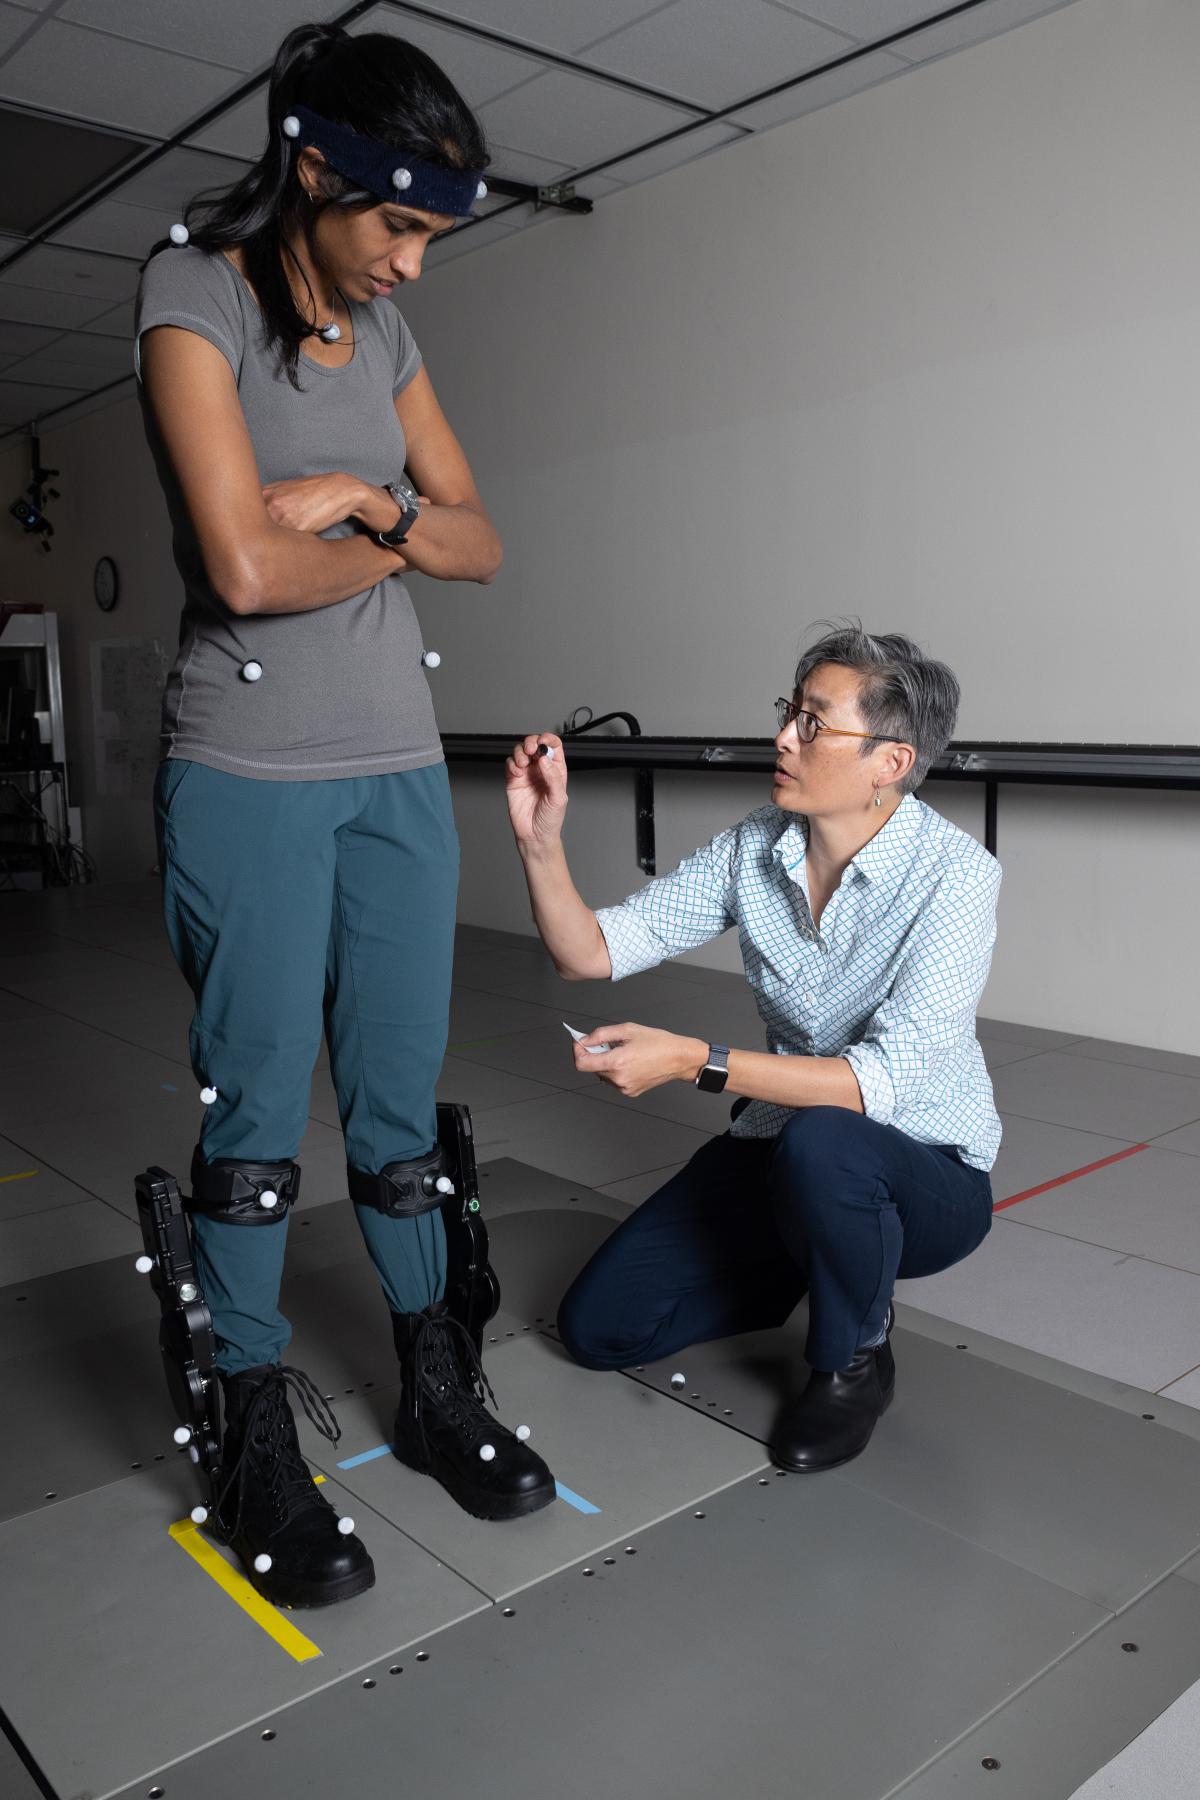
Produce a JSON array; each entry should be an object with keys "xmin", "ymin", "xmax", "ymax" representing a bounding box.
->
[
  {"xmin": 0, "ymin": 20, "xmax": 244, "ymax": 137},
  {"xmin": 58, "ymin": 0, "xmax": 347, "ymax": 75},
  {"xmin": 0, "ymin": 105, "xmax": 146, "ymax": 235},
  {"xmin": 578, "ymin": 0, "xmax": 855, "ymax": 110},
  {"xmin": 349, "ymin": 6, "xmax": 545, "ymax": 108},
  {"xmin": 479, "ymin": 70, "xmax": 696, "ymax": 169}
]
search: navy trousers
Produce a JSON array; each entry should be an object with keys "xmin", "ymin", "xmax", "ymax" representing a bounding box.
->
[{"xmin": 557, "ymin": 1107, "xmax": 994, "ymax": 1374}]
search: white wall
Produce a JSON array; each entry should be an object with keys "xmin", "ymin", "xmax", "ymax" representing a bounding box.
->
[
  {"xmin": 395, "ymin": 0, "xmax": 1200, "ymax": 1052},
  {"xmin": 2, "ymin": 0, "xmax": 1196, "ymax": 1050}
]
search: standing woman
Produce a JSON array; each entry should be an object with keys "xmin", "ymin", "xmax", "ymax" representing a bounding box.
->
[{"xmin": 137, "ymin": 22, "xmax": 555, "ymax": 1610}]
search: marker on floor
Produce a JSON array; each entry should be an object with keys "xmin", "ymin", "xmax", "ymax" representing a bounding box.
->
[
  {"xmin": 554, "ymin": 1481, "xmax": 601, "ymax": 1516},
  {"xmin": 993, "ymin": 1142, "xmax": 1150, "ymax": 1212},
  {"xmin": 168, "ymin": 1516, "xmax": 322, "ymax": 1663}
]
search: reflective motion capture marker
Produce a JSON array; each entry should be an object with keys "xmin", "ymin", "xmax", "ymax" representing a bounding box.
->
[
  {"xmin": 515, "ymin": 1425, "xmax": 531, "ymax": 1442},
  {"xmin": 254, "ymin": 1553, "xmax": 273, "ymax": 1574},
  {"xmin": 241, "ymin": 661, "xmax": 263, "ymax": 683},
  {"xmin": 169, "ymin": 223, "xmax": 189, "ymax": 246},
  {"xmin": 670, "ymin": 1372, "xmax": 686, "ymax": 1389},
  {"xmin": 435, "ymin": 1175, "xmax": 454, "ymax": 1196},
  {"xmin": 134, "ymin": 1255, "xmax": 154, "ymax": 1275},
  {"xmin": 422, "ymin": 651, "xmax": 441, "ymax": 668},
  {"xmin": 479, "ymin": 1444, "xmax": 496, "ymax": 1463},
  {"xmin": 282, "ymin": 115, "xmax": 301, "ymax": 138},
  {"xmin": 190, "ymin": 1505, "xmax": 208, "ymax": 1525},
  {"xmin": 200, "ymin": 1085, "xmax": 218, "ymax": 1105},
  {"xmin": 259, "ymin": 1189, "xmax": 280, "ymax": 1211},
  {"xmin": 392, "ymin": 167, "xmax": 413, "ymax": 191},
  {"xmin": 337, "ymin": 1516, "xmax": 355, "ymax": 1536},
  {"xmin": 174, "ymin": 1426, "xmax": 192, "ymax": 1446},
  {"xmin": 317, "ymin": 319, "xmax": 342, "ymax": 343}
]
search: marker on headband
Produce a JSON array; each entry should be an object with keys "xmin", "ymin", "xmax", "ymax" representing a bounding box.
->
[{"xmin": 282, "ymin": 104, "xmax": 487, "ymax": 218}]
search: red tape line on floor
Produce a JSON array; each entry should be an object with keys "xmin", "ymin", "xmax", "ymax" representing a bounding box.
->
[{"xmin": 993, "ymin": 1141, "xmax": 1150, "ymax": 1212}]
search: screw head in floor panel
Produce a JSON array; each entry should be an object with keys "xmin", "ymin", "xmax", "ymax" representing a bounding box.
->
[
  {"xmin": 261, "ymin": 1730, "xmax": 276, "ymax": 1741},
  {"xmin": 624, "ymin": 1545, "xmax": 636, "ymax": 1554},
  {"xmin": 148, "ymin": 1789, "xmax": 165, "ymax": 1797},
  {"xmin": 1122, "ymin": 1643, "xmax": 1139, "ymax": 1653},
  {"xmin": 582, "ymin": 1567, "xmax": 594, "ymax": 1576},
  {"xmin": 694, "ymin": 1511, "xmax": 706, "ymax": 1519},
  {"xmin": 1143, "ymin": 1414, "xmax": 1156, "ymax": 1421},
  {"xmin": 416, "ymin": 1651, "xmax": 429, "ymax": 1661},
  {"xmin": 982, "ymin": 1758, "xmax": 1000, "ymax": 1770},
  {"xmin": 502, "ymin": 1608, "xmax": 516, "ymax": 1617},
  {"xmin": 362, "ymin": 1678, "xmax": 376, "ymax": 1688},
  {"xmin": 603, "ymin": 1558, "xmax": 615, "ymax": 1565},
  {"xmin": 389, "ymin": 1665, "xmax": 403, "ymax": 1674}
]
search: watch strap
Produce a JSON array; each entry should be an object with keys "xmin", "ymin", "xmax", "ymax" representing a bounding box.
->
[
  {"xmin": 695, "ymin": 1043, "xmax": 730, "ymax": 1093},
  {"xmin": 377, "ymin": 481, "xmax": 420, "ymax": 547}
]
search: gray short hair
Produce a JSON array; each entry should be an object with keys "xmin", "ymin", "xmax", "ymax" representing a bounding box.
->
[{"xmin": 793, "ymin": 623, "xmax": 960, "ymax": 795}]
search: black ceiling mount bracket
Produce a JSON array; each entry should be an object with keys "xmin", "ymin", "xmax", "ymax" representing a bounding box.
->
[{"xmin": 536, "ymin": 183, "xmax": 591, "ymax": 214}]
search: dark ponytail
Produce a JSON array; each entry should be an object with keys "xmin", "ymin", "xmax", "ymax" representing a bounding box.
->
[{"xmin": 150, "ymin": 23, "xmax": 488, "ymax": 384}]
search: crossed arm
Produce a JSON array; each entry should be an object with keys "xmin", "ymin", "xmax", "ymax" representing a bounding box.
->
[{"xmin": 139, "ymin": 326, "xmax": 500, "ymax": 615}]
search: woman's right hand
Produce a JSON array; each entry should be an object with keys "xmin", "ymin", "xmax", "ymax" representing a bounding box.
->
[{"xmin": 506, "ymin": 733, "xmax": 568, "ymax": 853}]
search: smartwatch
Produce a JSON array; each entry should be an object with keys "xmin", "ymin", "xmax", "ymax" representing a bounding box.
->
[
  {"xmin": 377, "ymin": 476, "xmax": 421, "ymax": 547},
  {"xmin": 695, "ymin": 1044, "xmax": 730, "ymax": 1093}
]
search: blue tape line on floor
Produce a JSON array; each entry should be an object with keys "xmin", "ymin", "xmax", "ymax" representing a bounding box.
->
[
  {"xmin": 161, "ymin": 1083, "xmax": 178, "ymax": 1092},
  {"xmin": 555, "ymin": 1481, "xmax": 600, "ymax": 1515},
  {"xmin": 337, "ymin": 1443, "xmax": 393, "ymax": 1470}
]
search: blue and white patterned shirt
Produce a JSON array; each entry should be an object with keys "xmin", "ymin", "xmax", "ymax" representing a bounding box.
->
[{"xmin": 596, "ymin": 795, "xmax": 1002, "ymax": 1170}]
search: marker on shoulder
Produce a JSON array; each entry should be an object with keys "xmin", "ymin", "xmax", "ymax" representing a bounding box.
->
[{"xmin": 564, "ymin": 1021, "xmax": 612, "ymax": 1055}]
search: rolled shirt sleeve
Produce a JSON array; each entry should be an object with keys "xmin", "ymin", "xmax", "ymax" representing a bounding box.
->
[
  {"xmin": 842, "ymin": 860, "xmax": 1001, "ymax": 1127},
  {"xmin": 595, "ymin": 825, "xmax": 740, "ymax": 980}
]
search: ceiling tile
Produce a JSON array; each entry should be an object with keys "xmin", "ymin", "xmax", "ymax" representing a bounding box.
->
[
  {"xmin": 186, "ymin": 89, "xmax": 270, "ymax": 160},
  {"xmin": 57, "ymin": 0, "xmax": 346, "ymax": 75},
  {"xmin": 4, "ymin": 335, "xmax": 137, "ymax": 386},
  {"xmin": 479, "ymin": 69, "xmax": 695, "ymax": 170},
  {"xmin": 0, "ymin": 5, "xmax": 37, "ymax": 55},
  {"xmin": 0, "ymin": 243, "xmax": 139, "ymax": 303},
  {"xmin": 402, "ymin": 2, "xmax": 669, "ymax": 56},
  {"xmin": 0, "ymin": 20, "xmax": 243, "ymax": 137},
  {"xmin": 596, "ymin": 119, "xmax": 745, "ymax": 185},
  {"xmin": 79, "ymin": 302, "xmax": 135, "ymax": 339},
  {"xmin": 484, "ymin": 141, "xmax": 574, "ymax": 186},
  {"xmin": 772, "ymin": 0, "xmax": 947, "ymax": 41},
  {"xmin": 730, "ymin": 46, "xmax": 908, "ymax": 129},
  {"xmin": 579, "ymin": 0, "xmax": 853, "ymax": 109},
  {"xmin": 51, "ymin": 199, "xmax": 179, "ymax": 260},
  {"xmin": 0, "ymin": 281, "xmax": 116, "ymax": 329},
  {"xmin": 0, "ymin": 104, "xmax": 146, "ymax": 235},
  {"xmin": 0, "ymin": 318, "xmax": 59, "ymax": 356},
  {"xmin": 117, "ymin": 147, "xmax": 251, "ymax": 215},
  {"xmin": 890, "ymin": 0, "xmax": 1079, "ymax": 63},
  {"xmin": 423, "ymin": 204, "xmax": 544, "ymax": 267},
  {"xmin": 0, "ymin": 377, "xmax": 88, "ymax": 423},
  {"xmin": 349, "ymin": 6, "xmax": 546, "ymax": 109}
]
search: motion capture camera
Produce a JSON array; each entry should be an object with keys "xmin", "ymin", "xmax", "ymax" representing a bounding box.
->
[{"xmin": 9, "ymin": 495, "xmax": 53, "ymax": 550}]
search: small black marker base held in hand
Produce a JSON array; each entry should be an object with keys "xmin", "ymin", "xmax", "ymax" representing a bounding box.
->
[{"xmin": 534, "ymin": 743, "xmax": 555, "ymax": 760}]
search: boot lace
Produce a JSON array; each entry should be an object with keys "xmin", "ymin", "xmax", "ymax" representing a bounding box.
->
[
  {"xmin": 408, "ymin": 1310, "xmax": 500, "ymax": 1463},
  {"xmin": 215, "ymin": 1366, "xmax": 341, "ymax": 1539}
]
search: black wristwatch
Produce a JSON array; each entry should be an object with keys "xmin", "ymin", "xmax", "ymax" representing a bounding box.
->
[
  {"xmin": 377, "ymin": 476, "xmax": 421, "ymax": 547},
  {"xmin": 695, "ymin": 1044, "xmax": 730, "ymax": 1093}
]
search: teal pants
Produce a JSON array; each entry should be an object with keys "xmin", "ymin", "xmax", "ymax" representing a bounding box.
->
[{"xmin": 155, "ymin": 758, "xmax": 460, "ymax": 1374}]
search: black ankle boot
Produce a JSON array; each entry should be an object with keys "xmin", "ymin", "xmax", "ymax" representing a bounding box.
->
[
  {"xmin": 391, "ymin": 1304, "xmax": 557, "ymax": 1522},
  {"xmin": 215, "ymin": 1365, "xmax": 375, "ymax": 1608},
  {"xmin": 770, "ymin": 1312, "xmax": 896, "ymax": 1474}
]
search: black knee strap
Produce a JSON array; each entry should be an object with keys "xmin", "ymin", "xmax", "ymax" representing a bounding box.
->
[
  {"xmin": 348, "ymin": 1145, "xmax": 452, "ymax": 1218},
  {"xmin": 189, "ymin": 1151, "xmax": 300, "ymax": 1224}
]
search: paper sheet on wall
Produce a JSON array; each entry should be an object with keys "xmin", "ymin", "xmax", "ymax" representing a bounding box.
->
[{"xmin": 90, "ymin": 637, "xmax": 168, "ymax": 799}]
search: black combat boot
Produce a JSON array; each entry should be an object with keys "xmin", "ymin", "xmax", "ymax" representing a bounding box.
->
[
  {"xmin": 391, "ymin": 1303, "xmax": 556, "ymax": 1521},
  {"xmin": 215, "ymin": 1364, "xmax": 375, "ymax": 1608},
  {"xmin": 770, "ymin": 1308, "xmax": 896, "ymax": 1474}
]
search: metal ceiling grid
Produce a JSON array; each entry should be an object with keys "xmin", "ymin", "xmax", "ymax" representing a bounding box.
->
[{"xmin": 0, "ymin": 0, "xmax": 1077, "ymax": 438}]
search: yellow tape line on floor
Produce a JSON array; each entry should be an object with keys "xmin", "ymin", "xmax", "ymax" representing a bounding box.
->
[
  {"xmin": 0, "ymin": 1169, "xmax": 37, "ymax": 1184},
  {"xmin": 168, "ymin": 1480, "xmax": 329, "ymax": 1664}
]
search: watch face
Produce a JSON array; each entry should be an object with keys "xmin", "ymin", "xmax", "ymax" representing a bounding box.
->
[{"xmin": 94, "ymin": 556, "xmax": 119, "ymax": 612}]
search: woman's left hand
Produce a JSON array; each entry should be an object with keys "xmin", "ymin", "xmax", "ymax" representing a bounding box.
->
[
  {"xmin": 573, "ymin": 1023, "xmax": 708, "ymax": 1097},
  {"xmin": 261, "ymin": 473, "xmax": 366, "ymax": 534}
]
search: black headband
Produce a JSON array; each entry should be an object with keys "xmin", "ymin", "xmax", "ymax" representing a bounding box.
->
[{"xmin": 284, "ymin": 103, "xmax": 486, "ymax": 218}]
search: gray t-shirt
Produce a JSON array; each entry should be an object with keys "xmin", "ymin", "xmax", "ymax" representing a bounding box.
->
[{"xmin": 135, "ymin": 244, "xmax": 442, "ymax": 780}]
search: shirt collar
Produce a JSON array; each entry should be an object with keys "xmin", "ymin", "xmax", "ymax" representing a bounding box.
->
[{"xmin": 771, "ymin": 794, "xmax": 923, "ymax": 885}]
